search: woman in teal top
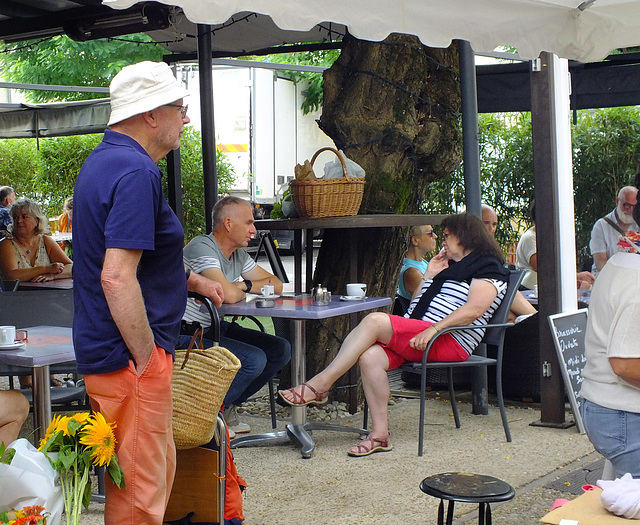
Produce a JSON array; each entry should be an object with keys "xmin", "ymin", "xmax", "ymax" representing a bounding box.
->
[{"xmin": 397, "ymin": 224, "xmax": 437, "ymax": 300}]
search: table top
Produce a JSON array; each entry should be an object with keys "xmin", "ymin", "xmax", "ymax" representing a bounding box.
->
[
  {"xmin": 19, "ymin": 278, "xmax": 73, "ymax": 290},
  {"xmin": 218, "ymin": 295, "xmax": 392, "ymax": 319},
  {"xmin": 255, "ymin": 214, "xmax": 447, "ymax": 231},
  {"xmin": 0, "ymin": 325, "xmax": 74, "ymax": 367}
]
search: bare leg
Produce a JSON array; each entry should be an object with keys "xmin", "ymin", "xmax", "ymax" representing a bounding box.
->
[
  {"xmin": 0, "ymin": 391, "xmax": 30, "ymax": 446},
  {"xmin": 359, "ymin": 345, "xmax": 391, "ymax": 439},
  {"xmin": 280, "ymin": 312, "xmax": 394, "ymax": 404}
]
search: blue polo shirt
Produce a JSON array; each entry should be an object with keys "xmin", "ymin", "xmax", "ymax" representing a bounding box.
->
[{"xmin": 72, "ymin": 130, "xmax": 187, "ymax": 375}]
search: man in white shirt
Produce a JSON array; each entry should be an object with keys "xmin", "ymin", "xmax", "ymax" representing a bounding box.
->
[{"xmin": 590, "ymin": 186, "xmax": 639, "ymax": 273}]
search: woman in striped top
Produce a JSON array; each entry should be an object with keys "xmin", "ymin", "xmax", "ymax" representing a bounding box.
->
[{"xmin": 280, "ymin": 213, "xmax": 510, "ymax": 457}]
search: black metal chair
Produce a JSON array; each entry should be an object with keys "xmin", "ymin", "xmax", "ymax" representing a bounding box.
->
[
  {"xmin": 2, "ymin": 279, "xmax": 19, "ymax": 291},
  {"xmin": 400, "ymin": 269, "xmax": 525, "ymax": 455},
  {"xmin": 363, "ymin": 269, "xmax": 524, "ymax": 455}
]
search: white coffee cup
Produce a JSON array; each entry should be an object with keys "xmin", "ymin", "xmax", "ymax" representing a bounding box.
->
[
  {"xmin": 0, "ymin": 326, "xmax": 16, "ymax": 345},
  {"xmin": 261, "ymin": 284, "xmax": 275, "ymax": 297},
  {"xmin": 347, "ymin": 283, "xmax": 367, "ymax": 298}
]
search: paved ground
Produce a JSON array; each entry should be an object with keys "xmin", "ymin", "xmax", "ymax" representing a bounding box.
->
[{"xmin": 13, "ymin": 390, "xmax": 600, "ymax": 525}]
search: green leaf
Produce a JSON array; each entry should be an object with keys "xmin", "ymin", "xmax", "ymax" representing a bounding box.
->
[
  {"xmin": 67, "ymin": 417, "xmax": 82, "ymax": 435},
  {"xmin": 107, "ymin": 455, "xmax": 126, "ymax": 489},
  {"xmin": 82, "ymin": 476, "xmax": 93, "ymax": 510}
]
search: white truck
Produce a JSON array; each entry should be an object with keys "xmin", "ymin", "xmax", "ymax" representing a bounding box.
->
[{"xmin": 182, "ymin": 64, "xmax": 333, "ymax": 216}]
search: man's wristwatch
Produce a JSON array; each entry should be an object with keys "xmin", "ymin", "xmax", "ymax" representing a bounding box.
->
[{"xmin": 243, "ymin": 279, "xmax": 252, "ymax": 293}]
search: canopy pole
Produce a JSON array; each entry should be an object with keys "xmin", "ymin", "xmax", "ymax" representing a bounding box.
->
[
  {"xmin": 530, "ymin": 52, "xmax": 576, "ymax": 429},
  {"xmin": 198, "ymin": 24, "xmax": 218, "ymax": 234},
  {"xmin": 458, "ymin": 39, "xmax": 486, "ymax": 415},
  {"xmin": 458, "ymin": 40, "xmax": 481, "ymax": 218}
]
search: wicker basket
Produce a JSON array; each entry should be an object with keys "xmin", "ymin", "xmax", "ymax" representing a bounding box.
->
[
  {"xmin": 172, "ymin": 329, "xmax": 241, "ymax": 450},
  {"xmin": 290, "ymin": 147, "xmax": 365, "ymax": 218}
]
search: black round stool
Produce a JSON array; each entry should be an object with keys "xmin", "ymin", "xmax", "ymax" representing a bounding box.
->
[{"xmin": 420, "ymin": 472, "xmax": 515, "ymax": 525}]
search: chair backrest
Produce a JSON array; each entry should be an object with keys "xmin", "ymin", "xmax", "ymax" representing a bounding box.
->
[
  {"xmin": 1, "ymin": 280, "xmax": 19, "ymax": 292},
  {"xmin": 392, "ymin": 295, "xmax": 410, "ymax": 316},
  {"xmin": 187, "ymin": 291, "xmax": 221, "ymax": 343},
  {"xmin": 482, "ymin": 269, "xmax": 525, "ymax": 347}
]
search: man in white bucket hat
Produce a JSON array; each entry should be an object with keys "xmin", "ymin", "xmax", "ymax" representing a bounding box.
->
[{"xmin": 73, "ymin": 61, "xmax": 223, "ymax": 525}]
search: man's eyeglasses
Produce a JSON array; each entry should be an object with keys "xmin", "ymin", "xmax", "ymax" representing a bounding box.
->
[
  {"xmin": 621, "ymin": 202, "xmax": 636, "ymax": 211},
  {"xmin": 165, "ymin": 103, "xmax": 189, "ymax": 118}
]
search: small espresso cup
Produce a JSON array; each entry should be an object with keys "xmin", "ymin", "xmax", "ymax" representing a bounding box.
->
[
  {"xmin": 0, "ymin": 326, "xmax": 16, "ymax": 345},
  {"xmin": 346, "ymin": 283, "xmax": 367, "ymax": 298},
  {"xmin": 261, "ymin": 284, "xmax": 275, "ymax": 297}
]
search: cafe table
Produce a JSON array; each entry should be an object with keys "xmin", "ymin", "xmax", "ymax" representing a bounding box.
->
[
  {"xmin": 0, "ymin": 325, "xmax": 75, "ymax": 442},
  {"xmin": 18, "ymin": 278, "xmax": 73, "ymax": 290},
  {"xmin": 218, "ymin": 294, "xmax": 392, "ymax": 458}
]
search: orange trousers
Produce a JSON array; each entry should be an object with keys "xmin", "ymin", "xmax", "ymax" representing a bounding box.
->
[{"xmin": 85, "ymin": 344, "xmax": 175, "ymax": 525}]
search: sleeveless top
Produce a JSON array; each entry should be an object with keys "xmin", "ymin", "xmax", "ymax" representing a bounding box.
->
[{"xmin": 10, "ymin": 236, "xmax": 50, "ymax": 271}]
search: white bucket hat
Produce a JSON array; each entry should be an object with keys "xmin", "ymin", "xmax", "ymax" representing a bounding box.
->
[{"xmin": 108, "ymin": 61, "xmax": 189, "ymax": 126}]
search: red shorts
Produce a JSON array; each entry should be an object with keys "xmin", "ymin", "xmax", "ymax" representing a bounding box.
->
[{"xmin": 380, "ymin": 314, "xmax": 469, "ymax": 370}]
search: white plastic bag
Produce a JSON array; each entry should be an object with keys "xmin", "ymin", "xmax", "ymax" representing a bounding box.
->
[
  {"xmin": 0, "ymin": 438, "xmax": 63, "ymax": 525},
  {"xmin": 322, "ymin": 150, "xmax": 366, "ymax": 179}
]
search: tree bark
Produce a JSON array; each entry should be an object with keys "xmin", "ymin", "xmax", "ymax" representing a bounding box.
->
[{"xmin": 297, "ymin": 34, "xmax": 462, "ymax": 403}]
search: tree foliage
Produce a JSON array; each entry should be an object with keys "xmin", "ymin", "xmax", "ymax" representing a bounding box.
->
[
  {"xmin": 426, "ymin": 108, "xmax": 640, "ymax": 263},
  {"xmin": 0, "ymin": 128, "xmax": 236, "ymax": 238},
  {"xmin": 0, "ymin": 35, "xmax": 164, "ymax": 102},
  {"xmin": 246, "ymin": 49, "xmax": 340, "ymax": 114},
  {"xmin": 159, "ymin": 127, "xmax": 236, "ymax": 240}
]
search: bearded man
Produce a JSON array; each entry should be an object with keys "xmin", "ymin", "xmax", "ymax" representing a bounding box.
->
[{"xmin": 590, "ymin": 186, "xmax": 639, "ymax": 273}]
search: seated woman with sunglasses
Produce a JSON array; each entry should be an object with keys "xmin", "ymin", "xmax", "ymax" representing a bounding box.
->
[{"xmin": 279, "ymin": 213, "xmax": 509, "ymax": 457}]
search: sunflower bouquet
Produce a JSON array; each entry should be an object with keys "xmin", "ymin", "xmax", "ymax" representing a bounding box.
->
[{"xmin": 38, "ymin": 413, "xmax": 125, "ymax": 525}]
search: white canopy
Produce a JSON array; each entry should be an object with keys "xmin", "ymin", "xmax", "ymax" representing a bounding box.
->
[{"xmin": 104, "ymin": 0, "xmax": 640, "ymax": 63}]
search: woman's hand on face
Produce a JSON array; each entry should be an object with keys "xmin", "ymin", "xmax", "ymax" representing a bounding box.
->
[
  {"xmin": 409, "ymin": 327, "xmax": 437, "ymax": 351},
  {"xmin": 425, "ymin": 250, "xmax": 449, "ymax": 279}
]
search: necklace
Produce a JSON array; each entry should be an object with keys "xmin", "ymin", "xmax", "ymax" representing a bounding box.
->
[{"xmin": 15, "ymin": 238, "xmax": 33, "ymax": 255}]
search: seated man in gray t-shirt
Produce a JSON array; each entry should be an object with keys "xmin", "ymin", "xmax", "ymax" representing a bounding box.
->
[{"xmin": 181, "ymin": 196, "xmax": 291, "ymax": 436}]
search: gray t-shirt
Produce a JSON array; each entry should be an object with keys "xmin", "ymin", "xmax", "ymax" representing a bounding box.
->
[{"xmin": 182, "ymin": 233, "xmax": 257, "ymax": 328}]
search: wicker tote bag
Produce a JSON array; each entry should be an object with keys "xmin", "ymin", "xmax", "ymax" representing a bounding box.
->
[{"xmin": 172, "ymin": 326, "xmax": 241, "ymax": 450}]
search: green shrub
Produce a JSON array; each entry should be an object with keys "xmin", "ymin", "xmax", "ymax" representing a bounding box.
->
[{"xmin": 0, "ymin": 127, "xmax": 236, "ymax": 234}]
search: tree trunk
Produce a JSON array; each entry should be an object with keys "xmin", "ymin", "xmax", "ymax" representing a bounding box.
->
[{"xmin": 296, "ymin": 34, "xmax": 462, "ymax": 404}]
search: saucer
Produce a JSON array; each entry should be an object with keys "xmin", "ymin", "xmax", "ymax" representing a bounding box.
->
[
  {"xmin": 0, "ymin": 341, "xmax": 25, "ymax": 350},
  {"xmin": 340, "ymin": 295, "xmax": 367, "ymax": 301},
  {"xmin": 262, "ymin": 294, "xmax": 280, "ymax": 299}
]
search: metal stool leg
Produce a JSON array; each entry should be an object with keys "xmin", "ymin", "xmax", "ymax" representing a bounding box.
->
[
  {"xmin": 437, "ymin": 500, "xmax": 444, "ymax": 525},
  {"xmin": 446, "ymin": 500, "xmax": 455, "ymax": 525}
]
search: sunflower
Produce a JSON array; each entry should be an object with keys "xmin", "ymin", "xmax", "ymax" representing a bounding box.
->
[
  {"xmin": 79, "ymin": 412, "xmax": 117, "ymax": 467},
  {"xmin": 55, "ymin": 415, "xmax": 72, "ymax": 436},
  {"xmin": 38, "ymin": 414, "xmax": 63, "ymax": 450}
]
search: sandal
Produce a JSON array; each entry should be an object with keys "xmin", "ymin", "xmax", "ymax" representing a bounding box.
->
[
  {"xmin": 348, "ymin": 433, "xmax": 393, "ymax": 457},
  {"xmin": 278, "ymin": 382, "xmax": 328, "ymax": 407}
]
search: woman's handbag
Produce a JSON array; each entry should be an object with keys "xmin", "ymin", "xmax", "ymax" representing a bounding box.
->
[{"xmin": 172, "ymin": 326, "xmax": 241, "ymax": 450}]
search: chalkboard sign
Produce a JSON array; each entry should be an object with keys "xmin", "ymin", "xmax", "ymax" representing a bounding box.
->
[{"xmin": 548, "ymin": 309, "xmax": 588, "ymax": 434}]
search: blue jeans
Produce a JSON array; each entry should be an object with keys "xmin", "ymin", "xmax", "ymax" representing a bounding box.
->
[
  {"xmin": 177, "ymin": 320, "xmax": 291, "ymax": 407},
  {"xmin": 581, "ymin": 398, "xmax": 640, "ymax": 478}
]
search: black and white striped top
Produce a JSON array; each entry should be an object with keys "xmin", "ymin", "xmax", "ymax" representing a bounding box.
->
[{"xmin": 404, "ymin": 278, "xmax": 507, "ymax": 355}]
